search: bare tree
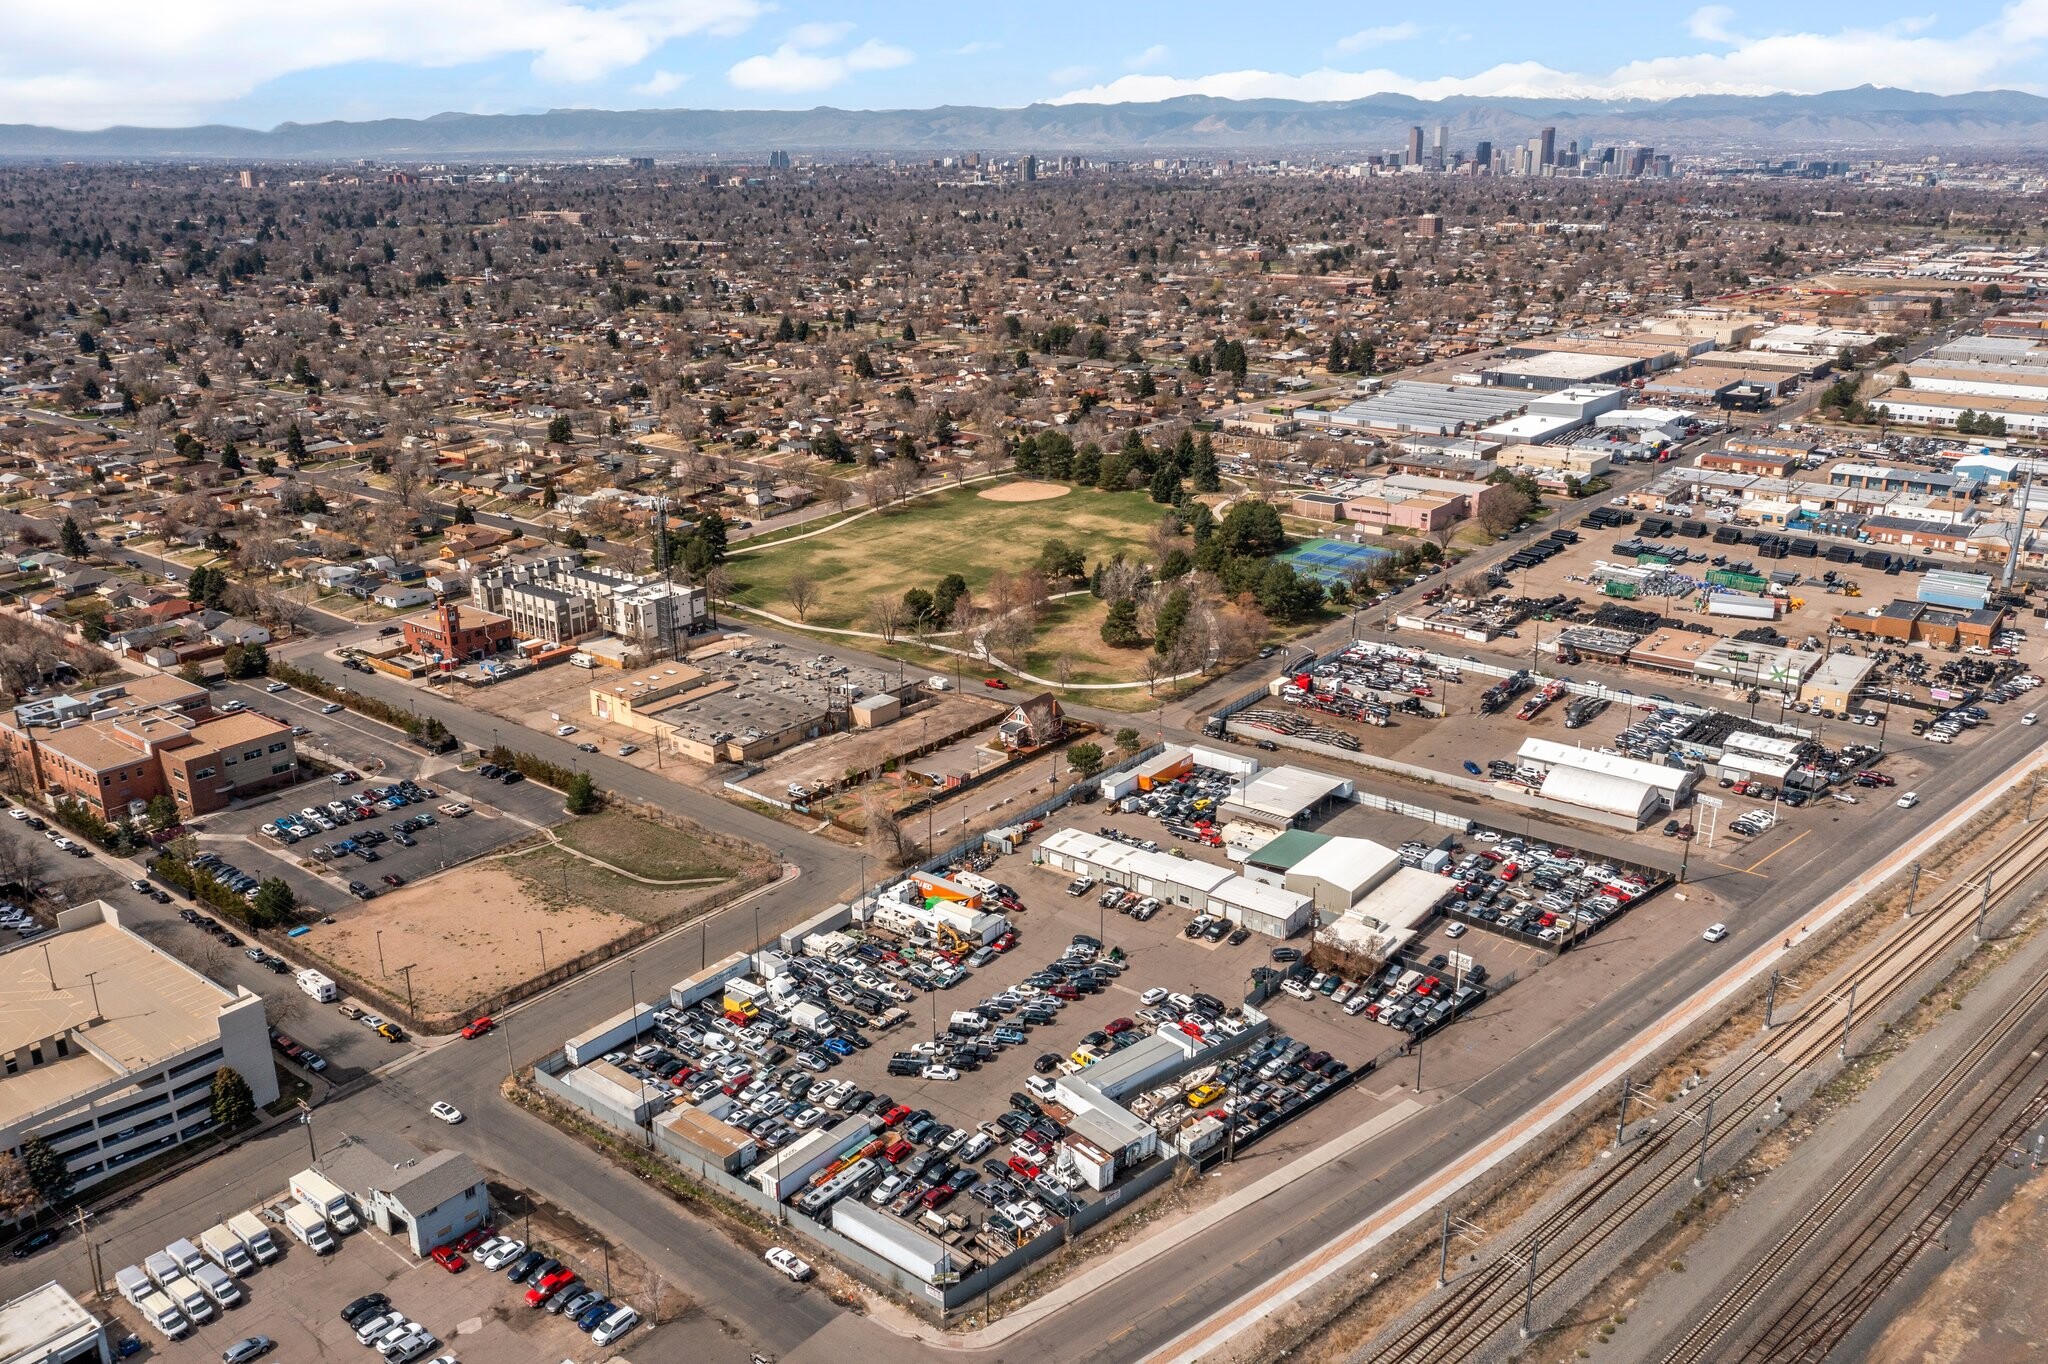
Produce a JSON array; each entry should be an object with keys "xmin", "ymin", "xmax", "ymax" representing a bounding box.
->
[
  {"xmin": 864, "ymin": 595, "xmax": 906, "ymax": 642},
  {"xmin": 785, "ymin": 573, "xmax": 818, "ymax": 622}
]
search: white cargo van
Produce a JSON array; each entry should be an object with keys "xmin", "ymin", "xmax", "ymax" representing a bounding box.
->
[
  {"xmin": 134, "ymin": 1290, "xmax": 191, "ymax": 1340},
  {"xmin": 159, "ymin": 1274, "xmax": 214, "ymax": 1324}
]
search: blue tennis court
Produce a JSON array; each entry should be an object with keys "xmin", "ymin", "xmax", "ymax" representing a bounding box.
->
[{"xmin": 1281, "ymin": 538, "xmax": 1392, "ymax": 585}]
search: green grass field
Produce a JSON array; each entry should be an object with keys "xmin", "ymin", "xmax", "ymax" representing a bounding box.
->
[{"xmin": 727, "ymin": 484, "xmax": 1168, "ymax": 629}]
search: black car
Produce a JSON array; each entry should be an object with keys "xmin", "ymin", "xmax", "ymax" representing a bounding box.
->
[
  {"xmin": 340, "ymin": 1292, "xmax": 390, "ymax": 1325},
  {"xmin": 501, "ymin": 771, "xmax": 525, "ymax": 785},
  {"xmin": 506, "ymin": 1250, "xmax": 547, "ymax": 1282},
  {"xmin": 1271, "ymin": 947, "xmax": 1302, "ymax": 963},
  {"xmin": 9, "ymin": 1228, "xmax": 58, "ymax": 1258},
  {"xmin": 1032, "ymin": 1053, "xmax": 1062, "ymax": 1073}
]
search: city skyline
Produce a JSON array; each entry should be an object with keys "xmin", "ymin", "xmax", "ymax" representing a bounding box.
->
[{"xmin": 4, "ymin": 1, "xmax": 2045, "ymax": 131}]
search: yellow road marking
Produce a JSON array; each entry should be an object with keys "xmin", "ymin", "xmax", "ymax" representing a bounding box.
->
[{"xmin": 1741, "ymin": 827, "xmax": 1811, "ymax": 876}]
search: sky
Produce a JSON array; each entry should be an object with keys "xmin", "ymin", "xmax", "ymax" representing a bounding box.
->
[{"xmin": 5, "ymin": 1, "xmax": 2048, "ymax": 130}]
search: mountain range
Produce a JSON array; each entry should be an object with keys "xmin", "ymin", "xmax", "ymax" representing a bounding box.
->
[{"xmin": 4, "ymin": 87, "xmax": 2046, "ymax": 159}]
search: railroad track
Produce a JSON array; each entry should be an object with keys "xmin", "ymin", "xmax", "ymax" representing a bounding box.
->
[
  {"xmin": 1355, "ymin": 810, "xmax": 2048, "ymax": 1364},
  {"xmin": 1659, "ymin": 958, "xmax": 2048, "ymax": 1362}
]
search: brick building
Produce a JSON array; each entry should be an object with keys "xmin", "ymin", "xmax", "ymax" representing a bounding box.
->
[
  {"xmin": 0, "ymin": 678, "xmax": 297, "ymax": 820},
  {"xmin": 401, "ymin": 597, "xmax": 517, "ymax": 668}
]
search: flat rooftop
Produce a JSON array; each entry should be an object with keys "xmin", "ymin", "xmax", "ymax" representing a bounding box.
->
[
  {"xmin": 0, "ymin": 910, "xmax": 241, "ymax": 1125},
  {"xmin": 0, "ymin": 1281, "xmax": 101, "ymax": 1361}
]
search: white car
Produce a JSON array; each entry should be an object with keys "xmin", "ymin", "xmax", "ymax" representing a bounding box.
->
[
  {"xmin": 1139, "ymin": 987, "xmax": 1168, "ymax": 1006},
  {"xmin": 429, "ymin": 1101, "xmax": 463, "ymax": 1124},
  {"xmin": 320, "ymin": 702, "xmax": 344, "ymax": 714},
  {"xmin": 1702, "ymin": 923, "xmax": 1729, "ymax": 943},
  {"xmin": 1897, "ymin": 791, "xmax": 1920, "ymax": 809},
  {"xmin": 920, "ymin": 1065, "xmax": 960, "ymax": 1082},
  {"xmin": 1444, "ymin": 922, "xmax": 1468, "ymax": 939},
  {"xmin": 265, "ymin": 681, "xmax": 288, "ymax": 693},
  {"xmin": 2025, "ymin": 713, "xmax": 2038, "ymax": 726},
  {"xmin": 764, "ymin": 1246, "xmax": 813, "ymax": 1281},
  {"xmin": 480, "ymin": 1238, "xmax": 525, "ymax": 1270},
  {"xmin": 555, "ymin": 724, "xmax": 578, "ymax": 736},
  {"xmin": 6, "ymin": 809, "xmax": 26, "ymax": 821}
]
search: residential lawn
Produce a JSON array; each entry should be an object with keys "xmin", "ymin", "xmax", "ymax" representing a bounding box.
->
[
  {"xmin": 726, "ymin": 484, "xmax": 1169, "ymax": 629},
  {"xmin": 554, "ymin": 808, "xmax": 741, "ymax": 882}
]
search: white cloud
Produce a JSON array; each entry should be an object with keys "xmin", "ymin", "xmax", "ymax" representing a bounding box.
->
[
  {"xmin": 1050, "ymin": 2, "xmax": 2048, "ymax": 105},
  {"xmin": 0, "ymin": 0, "xmax": 764, "ymax": 127},
  {"xmin": 786, "ymin": 20, "xmax": 854, "ymax": 49},
  {"xmin": 1687, "ymin": 5, "xmax": 1740, "ymax": 43},
  {"xmin": 1334, "ymin": 22, "xmax": 1418, "ymax": 55},
  {"xmin": 630, "ymin": 68, "xmax": 687, "ymax": 97},
  {"xmin": 953, "ymin": 40, "xmax": 1000, "ymax": 56},
  {"xmin": 1125, "ymin": 44, "xmax": 1171, "ymax": 72},
  {"xmin": 728, "ymin": 32, "xmax": 911, "ymax": 94}
]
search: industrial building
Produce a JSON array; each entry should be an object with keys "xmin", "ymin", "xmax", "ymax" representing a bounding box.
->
[
  {"xmin": 1480, "ymin": 350, "xmax": 1651, "ymax": 391},
  {"xmin": 0, "ymin": 1282, "xmax": 112, "ymax": 1364},
  {"xmin": 1216, "ymin": 764, "xmax": 1353, "ymax": 827},
  {"xmin": 1515, "ymin": 738, "xmax": 1698, "ymax": 823},
  {"xmin": 1040, "ymin": 828, "xmax": 1312, "ymax": 937},
  {"xmin": 0, "ymin": 903, "xmax": 279, "ymax": 1199},
  {"xmin": 1315, "ymin": 382, "xmax": 1531, "ymax": 436}
]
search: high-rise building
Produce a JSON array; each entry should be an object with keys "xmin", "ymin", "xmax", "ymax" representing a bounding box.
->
[
  {"xmin": 1473, "ymin": 140, "xmax": 1493, "ymax": 173},
  {"xmin": 1022, "ymin": 154, "xmax": 1036, "ymax": 181},
  {"xmin": 1539, "ymin": 126, "xmax": 1557, "ymax": 167},
  {"xmin": 1434, "ymin": 125, "xmax": 1449, "ymax": 164},
  {"xmin": 1406, "ymin": 126, "xmax": 1424, "ymax": 165}
]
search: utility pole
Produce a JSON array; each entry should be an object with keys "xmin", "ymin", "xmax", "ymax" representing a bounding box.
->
[
  {"xmin": 1976, "ymin": 870, "xmax": 1994, "ymax": 942},
  {"xmin": 1763, "ymin": 969, "xmax": 1781, "ymax": 1030},
  {"xmin": 1520, "ymin": 1237, "xmax": 1541, "ymax": 1339},
  {"xmin": 395, "ymin": 964, "xmax": 415, "ymax": 1017},
  {"xmin": 1693, "ymin": 1096, "xmax": 1716, "ymax": 1188},
  {"xmin": 1902, "ymin": 861, "xmax": 1920, "ymax": 920},
  {"xmin": 1838, "ymin": 983, "xmax": 1858, "ymax": 1062},
  {"xmin": 1615, "ymin": 1073, "xmax": 1632, "ymax": 1145},
  {"xmin": 296, "ymin": 1100, "xmax": 316, "ymax": 1163}
]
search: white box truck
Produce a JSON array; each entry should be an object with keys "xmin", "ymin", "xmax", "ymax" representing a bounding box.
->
[
  {"xmin": 296, "ymin": 968, "xmax": 337, "ymax": 1002},
  {"xmin": 165, "ymin": 1237, "xmax": 207, "ymax": 1277},
  {"xmin": 281, "ymin": 1202, "xmax": 336, "ymax": 1253},
  {"xmin": 143, "ymin": 1250, "xmax": 181, "ymax": 1290},
  {"xmin": 159, "ymin": 1274, "xmax": 214, "ymax": 1325},
  {"xmin": 134, "ymin": 1290, "xmax": 191, "ymax": 1341},
  {"xmin": 289, "ymin": 1169, "xmax": 359, "ymax": 1232},
  {"xmin": 200, "ymin": 1223, "xmax": 253, "ymax": 1275},
  {"xmin": 115, "ymin": 1265, "xmax": 152, "ymax": 1307},
  {"xmin": 226, "ymin": 1211, "xmax": 281, "ymax": 1264},
  {"xmin": 192, "ymin": 1260, "xmax": 243, "ymax": 1310}
]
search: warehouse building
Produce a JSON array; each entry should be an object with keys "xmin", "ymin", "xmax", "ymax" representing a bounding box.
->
[
  {"xmin": 315, "ymin": 1133, "xmax": 490, "ymax": 1256},
  {"xmin": 1041, "ymin": 830, "xmax": 1311, "ymax": 936},
  {"xmin": 1798, "ymin": 654, "xmax": 1878, "ymax": 714},
  {"xmin": 1516, "ymin": 738, "xmax": 1697, "ymax": 823},
  {"xmin": 1481, "ymin": 350, "xmax": 1649, "ymax": 391},
  {"xmin": 1216, "ymin": 765, "xmax": 1354, "ymax": 827},
  {"xmin": 0, "ymin": 1282, "xmax": 111, "ymax": 1364},
  {"xmin": 1316, "ymin": 382, "xmax": 1530, "ymax": 435}
]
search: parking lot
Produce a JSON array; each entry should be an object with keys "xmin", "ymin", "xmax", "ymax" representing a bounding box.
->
[{"xmin": 105, "ymin": 1192, "xmax": 646, "ymax": 1364}]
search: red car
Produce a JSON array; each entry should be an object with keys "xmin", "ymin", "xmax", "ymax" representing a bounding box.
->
[
  {"xmin": 882, "ymin": 1138, "xmax": 913, "ymax": 1164},
  {"xmin": 460, "ymin": 1015, "xmax": 495, "ymax": 1040},
  {"xmin": 1008, "ymin": 1156, "xmax": 1041, "ymax": 1180},
  {"xmin": 1103, "ymin": 1017, "xmax": 1134, "ymax": 1036},
  {"xmin": 984, "ymin": 678, "xmax": 1009, "ymax": 690},
  {"xmin": 882, "ymin": 1104, "xmax": 911, "ymax": 1126},
  {"xmin": 452, "ymin": 1225, "xmax": 494, "ymax": 1253},
  {"xmin": 920, "ymin": 1185, "xmax": 958, "ymax": 1211},
  {"xmin": 429, "ymin": 1246, "xmax": 466, "ymax": 1273},
  {"xmin": 526, "ymin": 1268, "xmax": 576, "ymax": 1306}
]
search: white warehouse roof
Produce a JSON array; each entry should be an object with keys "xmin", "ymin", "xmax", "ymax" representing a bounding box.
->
[
  {"xmin": 1209, "ymin": 877, "xmax": 1313, "ymax": 920},
  {"xmin": 1348, "ymin": 866, "xmax": 1456, "ymax": 932},
  {"xmin": 1222, "ymin": 765, "xmax": 1354, "ymax": 824},
  {"xmin": 1042, "ymin": 828, "xmax": 1236, "ymax": 894},
  {"xmin": 1537, "ymin": 765, "xmax": 1662, "ymax": 820},
  {"xmin": 1518, "ymin": 738, "xmax": 1693, "ymax": 800},
  {"xmin": 1286, "ymin": 837, "xmax": 1400, "ymax": 899}
]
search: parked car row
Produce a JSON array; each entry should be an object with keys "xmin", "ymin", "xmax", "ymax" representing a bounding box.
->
[
  {"xmin": 270, "ymin": 778, "xmax": 436, "ymax": 844},
  {"xmin": 480, "ymin": 1238, "xmax": 639, "ymax": 1346},
  {"xmin": 339, "ymin": 1291, "xmax": 448, "ymax": 1363}
]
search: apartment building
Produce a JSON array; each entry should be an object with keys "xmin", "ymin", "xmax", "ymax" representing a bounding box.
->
[
  {"xmin": 1, "ymin": 902, "xmax": 278, "ymax": 1199},
  {"xmin": 471, "ymin": 555, "xmax": 706, "ymax": 651}
]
